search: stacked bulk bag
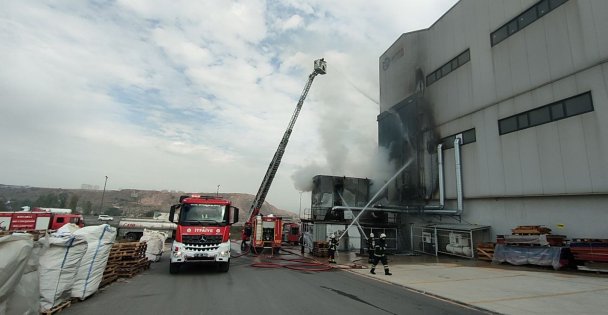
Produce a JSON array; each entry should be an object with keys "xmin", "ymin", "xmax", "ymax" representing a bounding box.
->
[
  {"xmin": 6, "ymin": 237, "xmax": 42, "ymax": 315},
  {"xmin": 0, "ymin": 234, "xmax": 34, "ymax": 314},
  {"xmin": 71, "ymin": 224, "xmax": 116, "ymax": 300},
  {"xmin": 140, "ymin": 229, "xmax": 168, "ymax": 262},
  {"xmin": 39, "ymin": 234, "xmax": 87, "ymax": 312}
]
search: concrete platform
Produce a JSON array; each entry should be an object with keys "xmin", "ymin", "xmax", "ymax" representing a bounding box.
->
[{"xmin": 328, "ymin": 251, "xmax": 608, "ymax": 315}]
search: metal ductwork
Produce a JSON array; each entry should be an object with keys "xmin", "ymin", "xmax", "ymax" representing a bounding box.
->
[
  {"xmin": 331, "ymin": 135, "xmax": 465, "ymax": 217},
  {"xmin": 359, "ymin": 137, "xmax": 464, "ymax": 216},
  {"xmin": 454, "ymin": 136, "xmax": 463, "ymax": 212},
  {"xmin": 438, "ymin": 143, "xmax": 446, "ymax": 208}
]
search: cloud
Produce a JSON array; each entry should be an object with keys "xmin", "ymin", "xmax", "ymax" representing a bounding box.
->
[{"xmin": 0, "ymin": 0, "xmax": 458, "ymax": 212}]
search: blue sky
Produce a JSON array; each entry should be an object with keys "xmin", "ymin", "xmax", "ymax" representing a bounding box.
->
[{"xmin": 0, "ymin": 0, "xmax": 458, "ymax": 213}]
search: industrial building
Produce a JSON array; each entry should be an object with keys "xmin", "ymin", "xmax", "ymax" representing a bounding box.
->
[
  {"xmin": 376, "ymin": 0, "xmax": 608, "ymax": 253},
  {"xmin": 302, "ymin": 0, "xmax": 608, "ymax": 257}
]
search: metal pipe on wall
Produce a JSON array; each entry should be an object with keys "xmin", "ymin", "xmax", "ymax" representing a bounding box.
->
[
  {"xmin": 454, "ymin": 137, "xmax": 463, "ymax": 212},
  {"xmin": 438, "ymin": 143, "xmax": 445, "ymax": 208}
]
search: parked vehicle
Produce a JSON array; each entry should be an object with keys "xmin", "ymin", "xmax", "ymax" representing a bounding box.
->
[
  {"xmin": 0, "ymin": 209, "xmax": 84, "ymax": 231},
  {"xmin": 117, "ymin": 217, "xmax": 176, "ymax": 240},
  {"xmin": 282, "ymin": 222, "xmax": 301, "ymax": 245},
  {"xmin": 98, "ymin": 214, "xmax": 114, "ymax": 221}
]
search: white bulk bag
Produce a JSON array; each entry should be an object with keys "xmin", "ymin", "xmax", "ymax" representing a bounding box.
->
[
  {"xmin": 71, "ymin": 224, "xmax": 117, "ymax": 300},
  {"xmin": 0, "ymin": 234, "xmax": 33, "ymax": 314},
  {"xmin": 7, "ymin": 239, "xmax": 42, "ymax": 315},
  {"xmin": 140, "ymin": 229, "xmax": 168, "ymax": 262},
  {"xmin": 39, "ymin": 234, "xmax": 87, "ymax": 312}
]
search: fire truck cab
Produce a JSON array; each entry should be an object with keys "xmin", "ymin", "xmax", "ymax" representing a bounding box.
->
[{"xmin": 168, "ymin": 195, "xmax": 239, "ymax": 274}]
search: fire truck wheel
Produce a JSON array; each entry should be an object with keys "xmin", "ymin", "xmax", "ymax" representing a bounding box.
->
[
  {"xmin": 218, "ymin": 261, "xmax": 230, "ymax": 272},
  {"xmin": 169, "ymin": 262, "xmax": 181, "ymax": 274}
]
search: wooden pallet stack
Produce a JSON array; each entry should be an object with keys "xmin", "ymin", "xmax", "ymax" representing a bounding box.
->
[
  {"xmin": 104, "ymin": 242, "xmax": 151, "ymax": 280},
  {"xmin": 100, "ymin": 262, "xmax": 118, "ymax": 288},
  {"xmin": 497, "ymin": 225, "xmax": 566, "ymax": 246},
  {"xmin": 41, "ymin": 300, "xmax": 71, "ymax": 315},
  {"xmin": 570, "ymin": 239, "xmax": 608, "ymax": 272},
  {"xmin": 476, "ymin": 242, "xmax": 496, "ymax": 261},
  {"xmin": 312, "ymin": 241, "xmax": 328, "ymax": 257},
  {"xmin": 511, "ymin": 225, "xmax": 552, "ymax": 235}
]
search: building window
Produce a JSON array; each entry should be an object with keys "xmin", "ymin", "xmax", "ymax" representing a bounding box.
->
[
  {"xmin": 499, "ymin": 117, "xmax": 518, "ymax": 135},
  {"xmin": 529, "ymin": 107, "xmax": 551, "ymax": 126},
  {"xmin": 491, "ymin": 0, "xmax": 568, "ymax": 47},
  {"xmin": 440, "ymin": 128, "xmax": 476, "ymax": 149},
  {"xmin": 426, "ymin": 49, "xmax": 471, "ymax": 87},
  {"xmin": 498, "ymin": 92, "xmax": 594, "ymax": 135}
]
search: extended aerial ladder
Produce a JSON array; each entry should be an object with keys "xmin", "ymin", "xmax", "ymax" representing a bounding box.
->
[{"xmin": 241, "ymin": 58, "xmax": 327, "ymax": 252}]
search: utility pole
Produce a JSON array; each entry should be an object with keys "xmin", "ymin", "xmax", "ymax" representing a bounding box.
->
[
  {"xmin": 99, "ymin": 176, "xmax": 108, "ymax": 215},
  {"xmin": 299, "ymin": 191, "xmax": 303, "ymax": 219}
]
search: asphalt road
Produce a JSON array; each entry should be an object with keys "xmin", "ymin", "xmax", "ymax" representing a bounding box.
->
[{"xmin": 63, "ymin": 245, "xmax": 486, "ymax": 315}]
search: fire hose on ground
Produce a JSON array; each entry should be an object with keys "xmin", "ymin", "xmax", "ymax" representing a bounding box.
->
[{"xmin": 230, "ymin": 240, "xmax": 337, "ymax": 271}]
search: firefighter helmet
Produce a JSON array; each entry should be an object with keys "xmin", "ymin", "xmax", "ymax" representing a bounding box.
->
[
  {"xmin": 370, "ymin": 233, "xmax": 374, "ymax": 238},
  {"xmin": 330, "ymin": 234, "xmax": 335, "ymax": 239},
  {"xmin": 380, "ymin": 233, "xmax": 386, "ymax": 238}
]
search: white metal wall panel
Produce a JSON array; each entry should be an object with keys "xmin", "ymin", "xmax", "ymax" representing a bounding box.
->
[
  {"xmin": 470, "ymin": 2, "xmax": 497, "ymax": 110},
  {"xmin": 589, "ymin": 0, "xmax": 608, "ymax": 58},
  {"xmin": 500, "ymin": 133, "xmax": 524, "ymax": 195},
  {"xmin": 581, "ymin": 114, "xmax": 606, "ymax": 192},
  {"xmin": 477, "ymin": 109, "xmax": 493, "ymax": 196},
  {"xmin": 564, "ymin": 1, "xmax": 586, "ymax": 70},
  {"xmin": 462, "ymin": 142, "xmax": 480, "ymax": 197},
  {"xmin": 518, "ymin": 128, "xmax": 543, "ymax": 194},
  {"xmin": 576, "ymin": 68, "xmax": 608, "ymax": 191},
  {"xmin": 551, "ymin": 75, "xmax": 578, "ymax": 104},
  {"xmin": 558, "ymin": 117, "xmax": 593, "ymax": 193},
  {"xmin": 492, "ymin": 41, "xmax": 514, "ymax": 102},
  {"xmin": 443, "ymin": 148, "xmax": 456, "ymax": 199},
  {"xmin": 513, "ymin": 91, "xmax": 534, "ymax": 115},
  {"xmin": 489, "ymin": 0, "xmax": 507, "ymax": 29},
  {"xmin": 507, "ymin": 31, "xmax": 532, "ymax": 95},
  {"xmin": 524, "ymin": 19, "xmax": 552, "ymax": 90},
  {"xmin": 484, "ymin": 106, "xmax": 506, "ymax": 196},
  {"xmin": 576, "ymin": 1, "xmax": 600, "ymax": 62},
  {"xmin": 457, "ymin": 66, "xmax": 474, "ymax": 118},
  {"xmin": 544, "ymin": 7, "xmax": 574, "ymax": 81},
  {"xmin": 536, "ymin": 123, "xmax": 566, "ymax": 194},
  {"xmin": 463, "ymin": 196, "xmax": 608, "ymax": 239},
  {"xmin": 471, "ymin": 111, "xmax": 488, "ymax": 196}
]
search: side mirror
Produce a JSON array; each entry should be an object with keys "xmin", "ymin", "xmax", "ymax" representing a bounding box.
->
[
  {"xmin": 169, "ymin": 205, "xmax": 176, "ymax": 222},
  {"xmin": 230, "ymin": 206, "xmax": 239, "ymax": 225}
]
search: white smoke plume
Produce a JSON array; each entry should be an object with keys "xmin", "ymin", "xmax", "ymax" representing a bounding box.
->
[
  {"xmin": 290, "ymin": 53, "xmax": 396, "ymax": 192},
  {"xmin": 291, "ymin": 162, "xmax": 326, "ymax": 192}
]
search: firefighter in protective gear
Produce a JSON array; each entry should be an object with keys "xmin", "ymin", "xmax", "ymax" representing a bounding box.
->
[
  {"xmin": 367, "ymin": 232, "xmax": 375, "ymax": 263},
  {"xmin": 328, "ymin": 234, "xmax": 339, "ymax": 263},
  {"xmin": 370, "ymin": 233, "xmax": 392, "ymax": 275}
]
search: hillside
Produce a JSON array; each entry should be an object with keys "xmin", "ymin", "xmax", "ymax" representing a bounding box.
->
[{"xmin": 0, "ymin": 184, "xmax": 297, "ymax": 222}]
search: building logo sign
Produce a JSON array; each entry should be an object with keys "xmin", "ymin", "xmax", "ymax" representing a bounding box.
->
[{"xmin": 382, "ymin": 57, "xmax": 390, "ymax": 71}]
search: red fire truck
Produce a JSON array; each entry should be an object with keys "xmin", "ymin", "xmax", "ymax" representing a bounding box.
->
[
  {"xmin": 0, "ymin": 210, "xmax": 84, "ymax": 232},
  {"xmin": 282, "ymin": 222, "xmax": 301, "ymax": 245},
  {"xmin": 168, "ymin": 195, "xmax": 239, "ymax": 274}
]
